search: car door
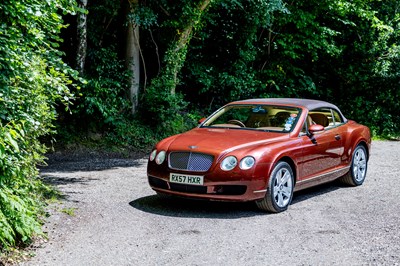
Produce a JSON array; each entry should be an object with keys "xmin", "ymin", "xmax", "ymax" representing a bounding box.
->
[{"xmin": 298, "ymin": 109, "xmax": 344, "ymax": 180}]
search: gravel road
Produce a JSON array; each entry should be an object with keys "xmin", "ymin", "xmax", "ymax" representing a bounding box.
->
[{"xmin": 19, "ymin": 141, "xmax": 400, "ymax": 265}]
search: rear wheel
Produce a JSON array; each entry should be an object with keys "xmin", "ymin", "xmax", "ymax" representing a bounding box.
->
[
  {"xmin": 340, "ymin": 145, "xmax": 368, "ymax": 186},
  {"xmin": 256, "ymin": 161, "xmax": 294, "ymax": 213}
]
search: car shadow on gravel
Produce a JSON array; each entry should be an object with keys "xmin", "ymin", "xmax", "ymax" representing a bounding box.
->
[
  {"xmin": 291, "ymin": 180, "xmax": 345, "ymax": 205},
  {"xmin": 129, "ymin": 195, "xmax": 262, "ymax": 219},
  {"xmin": 130, "ymin": 181, "xmax": 346, "ymax": 218}
]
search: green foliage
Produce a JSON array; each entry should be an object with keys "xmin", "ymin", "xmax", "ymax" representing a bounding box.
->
[
  {"xmin": 316, "ymin": 0, "xmax": 400, "ymax": 137},
  {"xmin": 0, "ymin": 0, "xmax": 78, "ymax": 248},
  {"xmin": 128, "ymin": 5, "xmax": 158, "ymax": 29},
  {"xmin": 0, "ymin": 124, "xmax": 44, "ymax": 247},
  {"xmin": 109, "ymin": 119, "xmax": 162, "ymax": 150},
  {"xmin": 181, "ymin": 0, "xmax": 287, "ymax": 106},
  {"xmin": 61, "ymin": 0, "xmax": 134, "ymax": 134},
  {"xmin": 60, "ymin": 207, "xmax": 76, "ymax": 216},
  {"xmin": 61, "ymin": 0, "xmax": 399, "ymax": 152},
  {"xmin": 181, "ymin": 0, "xmax": 400, "ymax": 136},
  {"xmin": 141, "ymin": 82, "xmax": 191, "ymax": 137},
  {"xmin": 139, "ymin": 0, "xmax": 216, "ymax": 135},
  {"xmin": 75, "ymin": 47, "xmax": 132, "ymax": 128}
]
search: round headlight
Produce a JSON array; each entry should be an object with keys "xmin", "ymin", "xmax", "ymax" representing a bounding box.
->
[
  {"xmin": 239, "ymin": 156, "xmax": 255, "ymax": 170},
  {"xmin": 149, "ymin": 150, "xmax": 157, "ymax": 161},
  {"xmin": 155, "ymin": 150, "xmax": 166, "ymax": 165},
  {"xmin": 221, "ymin": 156, "xmax": 237, "ymax": 171}
]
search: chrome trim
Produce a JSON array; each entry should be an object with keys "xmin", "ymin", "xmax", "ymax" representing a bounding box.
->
[
  {"xmin": 253, "ymin": 189, "xmax": 267, "ymax": 193},
  {"xmin": 297, "ymin": 166, "xmax": 350, "ymax": 184}
]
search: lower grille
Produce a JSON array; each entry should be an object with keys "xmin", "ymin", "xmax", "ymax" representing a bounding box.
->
[{"xmin": 169, "ymin": 183, "xmax": 207, "ymax": 194}]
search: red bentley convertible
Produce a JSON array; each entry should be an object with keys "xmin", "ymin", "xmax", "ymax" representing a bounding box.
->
[{"xmin": 147, "ymin": 98, "xmax": 371, "ymax": 212}]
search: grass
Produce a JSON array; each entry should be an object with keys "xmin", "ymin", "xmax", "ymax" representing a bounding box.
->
[{"xmin": 60, "ymin": 207, "xmax": 77, "ymax": 216}]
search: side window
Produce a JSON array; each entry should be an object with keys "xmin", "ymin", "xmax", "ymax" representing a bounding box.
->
[
  {"xmin": 309, "ymin": 109, "xmax": 344, "ymax": 129},
  {"xmin": 304, "ymin": 108, "xmax": 344, "ymax": 135},
  {"xmin": 309, "ymin": 109, "xmax": 331, "ymax": 128},
  {"xmin": 301, "ymin": 114, "xmax": 315, "ymax": 135},
  {"xmin": 332, "ymin": 109, "xmax": 344, "ymax": 126}
]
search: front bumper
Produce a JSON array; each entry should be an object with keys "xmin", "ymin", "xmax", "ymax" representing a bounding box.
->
[{"xmin": 147, "ymin": 175, "xmax": 266, "ymax": 202}]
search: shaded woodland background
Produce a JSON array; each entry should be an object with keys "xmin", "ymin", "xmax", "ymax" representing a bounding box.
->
[
  {"xmin": 0, "ymin": 0, "xmax": 399, "ymax": 252},
  {"xmin": 63, "ymin": 0, "xmax": 400, "ymax": 146}
]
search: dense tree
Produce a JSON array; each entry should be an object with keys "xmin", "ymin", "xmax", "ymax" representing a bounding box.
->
[
  {"xmin": 182, "ymin": 0, "xmax": 287, "ymax": 108},
  {"xmin": 140, "ymin": 0, "xmax": 218, "ymax": 134},
  {"xmin": 57, "ymin": 0, "xmax": 399, "ymax": 144},
  {"xmin": 180, "ymin": 0, "xmax": 400, "ymax": 136},
  {"xmin": 0, "ymin": 0, "xmax": 78, "ymax": 248},
  {"xmin": 266, "ymin": 0, "xmax": 400, "ymax": 136}
]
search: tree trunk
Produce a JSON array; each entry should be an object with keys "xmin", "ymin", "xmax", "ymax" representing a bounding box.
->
[
  {"xmin": 164, "ymin": 0, "xmax": 213, "ymax": 95},
  {"xmin": 126, "ymin": 0, "xmax": 140, "ymax": 114},
  {"xmin": 76, "ymin": 0, "xmax": 88, "ymax": 75}
]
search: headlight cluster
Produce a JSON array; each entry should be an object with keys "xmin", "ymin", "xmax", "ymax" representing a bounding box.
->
[
  {"xmin": 149, "ymin": 150, "xmax": 166, "ymax": 165},
  {"xmin": 220, "ymin": 155, "xmax": 255, "ymax": 171},
  {"xmin": 239, "ymin": 156, "xmax": 256, "ymax": 170},
  {"xmin": 221, "ymin": 156, "xmax": 237, "ymax": 171}
]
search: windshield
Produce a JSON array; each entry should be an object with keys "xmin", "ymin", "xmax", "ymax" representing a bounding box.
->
[{"xmin": 201, "ymin": 104, "xmax": 301, "ymax": 133}]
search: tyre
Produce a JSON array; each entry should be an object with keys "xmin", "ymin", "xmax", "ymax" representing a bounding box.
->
[
  {"xmin": 340, "ymin": 145, "xmax": 368, "ymax": 186},
  {"xmin": 256, "ymin": 161, "xmax": 294, "ymax": 213}
]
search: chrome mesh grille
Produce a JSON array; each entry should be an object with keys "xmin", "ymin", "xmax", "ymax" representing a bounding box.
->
[{"xmin": 169, "ymin": 152, "xmax": 214, "ymax": 172}]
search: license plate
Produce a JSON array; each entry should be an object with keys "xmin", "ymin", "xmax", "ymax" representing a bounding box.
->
[{"xmin": 169, "ymin": 173, "xmax": 204, "ymax": 186}]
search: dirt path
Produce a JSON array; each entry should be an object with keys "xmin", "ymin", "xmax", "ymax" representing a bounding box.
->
[{"xmin": 19, "ymin": 141, "xmax": 400, "ymax": 265}]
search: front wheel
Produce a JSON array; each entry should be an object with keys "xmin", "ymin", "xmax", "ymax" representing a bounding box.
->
[
  {"xmin": 256, "ymin": 161, "xmax": 294, "ymax": 213},
  {"xmin": 340, "ymin": 145, "xmax": 368, "ymax": 186}
]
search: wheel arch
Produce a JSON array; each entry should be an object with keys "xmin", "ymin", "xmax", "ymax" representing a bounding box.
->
[
  {"xmin": 356, "ymin": 140, "xmax": 369, "ymax": 160},
  {"xmin": 345, "ymin": 123, "xmax": 371, "ymax": 162},
  {"xmin": 277, "ymin": 156, "xmax": 297, "ymax": 185}
]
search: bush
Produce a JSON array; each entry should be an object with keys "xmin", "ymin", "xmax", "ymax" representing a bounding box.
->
[
  {"xmin": 0, "ymin": 0, "xmax": 78, "ymax": 248},
  {"xmin": 74, "ymin": 47, "xmax": 132, "ymax": 130},
  {"xmin": 0, "ymin": 124, "xmax": 45, "ymax": 248}
]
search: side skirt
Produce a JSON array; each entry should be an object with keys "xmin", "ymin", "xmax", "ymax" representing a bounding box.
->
[{"xmin": 294, "ymin": 166, "xmax": 350, "ymax": 192}]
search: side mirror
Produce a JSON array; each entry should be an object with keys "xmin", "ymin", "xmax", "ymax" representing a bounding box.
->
[
  {"xmin": 198, "ymin": 117, "xmax": 206, "ymax": 124},
  {"xmin": 307, "ymin": 124, "xmax": 324, "ymax": 144},
  {"xmin": 308, "ymin": 124, "xmax": 324, "ymax": 135}
]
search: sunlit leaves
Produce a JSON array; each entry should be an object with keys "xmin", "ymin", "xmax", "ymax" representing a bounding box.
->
[{"xmin": 0, "ymin": 0, "xmax": 78, "ymax": 249}]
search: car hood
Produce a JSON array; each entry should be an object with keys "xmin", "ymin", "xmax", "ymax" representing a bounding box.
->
[{"xmin": 166, "ymin": 127, "xmax": 288, "ymax": 155}]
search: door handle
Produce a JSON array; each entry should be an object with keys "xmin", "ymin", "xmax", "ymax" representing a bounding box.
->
[{"xmin": 335, "ymin": 134, "xmax": 341, "ymax": 141}]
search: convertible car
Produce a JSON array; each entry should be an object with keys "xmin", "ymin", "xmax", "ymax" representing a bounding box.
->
[{"xmin": 147, "ymin": 98, "xmax": 371, "ymax": 213}]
